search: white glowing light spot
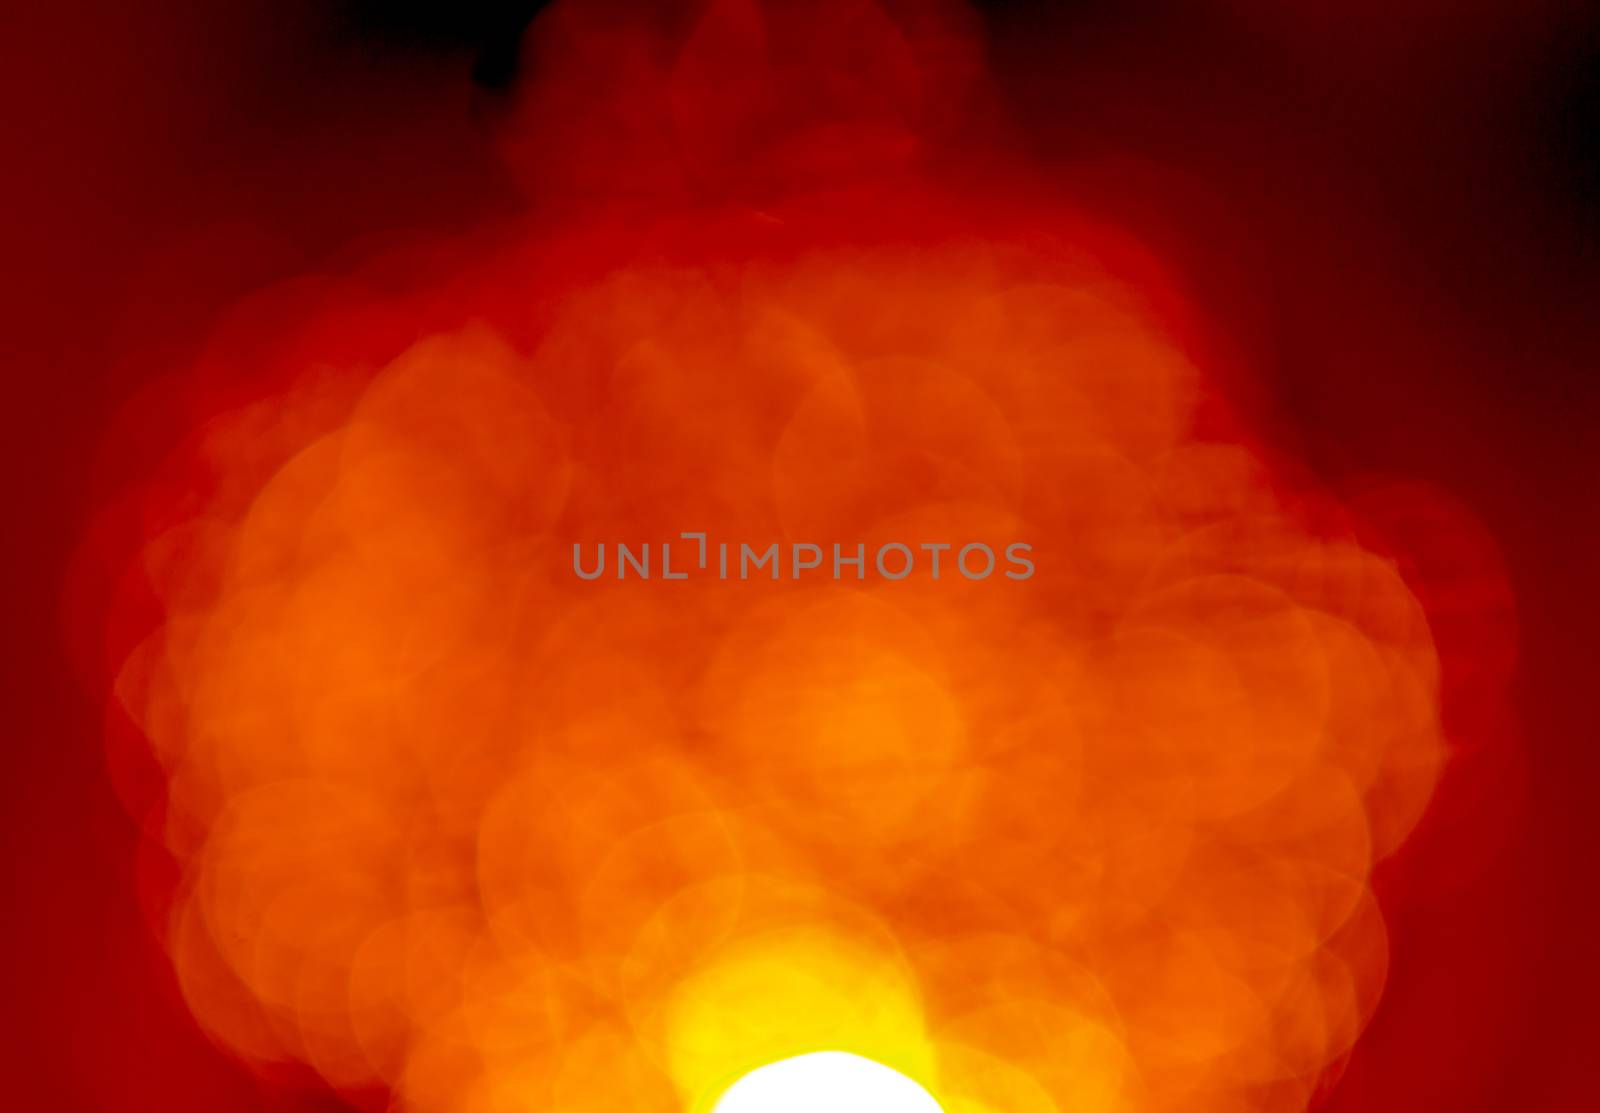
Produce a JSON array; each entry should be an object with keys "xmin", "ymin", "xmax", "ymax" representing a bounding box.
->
[{"xmin": 710, "ymin": 1051, "xmax": 944, "ymax": 1113}]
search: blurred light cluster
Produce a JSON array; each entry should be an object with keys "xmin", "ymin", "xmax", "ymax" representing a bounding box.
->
[{"xmin": 98, "ymin": 2, "xmax": 1485, "ymax": 1112}]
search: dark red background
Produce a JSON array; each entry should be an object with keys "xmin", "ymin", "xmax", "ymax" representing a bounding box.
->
[{"xmin": 3, "ymin": 1, "xmax": 1595, "ymax": 1108}]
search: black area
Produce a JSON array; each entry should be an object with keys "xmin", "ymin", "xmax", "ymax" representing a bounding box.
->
[
  {"xmin": 339, "ymin": 0, "xmax": 551, "ymax": 89},
  {"xmin": 969, "ymin": 0, "xmax": 1171, "ymax": 54},
  {"xmin": 1538, "ymin": 22, "xmax": 1600, "ymax": 241}
]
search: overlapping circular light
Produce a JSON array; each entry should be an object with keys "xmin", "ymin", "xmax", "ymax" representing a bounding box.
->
[{"xmin": 91, "ymin": 3, "xmax": 1502, "ymax": 1113}]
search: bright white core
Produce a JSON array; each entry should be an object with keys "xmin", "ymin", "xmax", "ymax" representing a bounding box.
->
[{"xmin": 709, "ymin": 1051, "xmax": 944, "ymax": 1113}]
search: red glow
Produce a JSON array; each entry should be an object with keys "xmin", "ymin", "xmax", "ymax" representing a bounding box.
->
[{"xmin": 4, "ymin": 2, "xmax": 1591, "ymax": 1112}]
